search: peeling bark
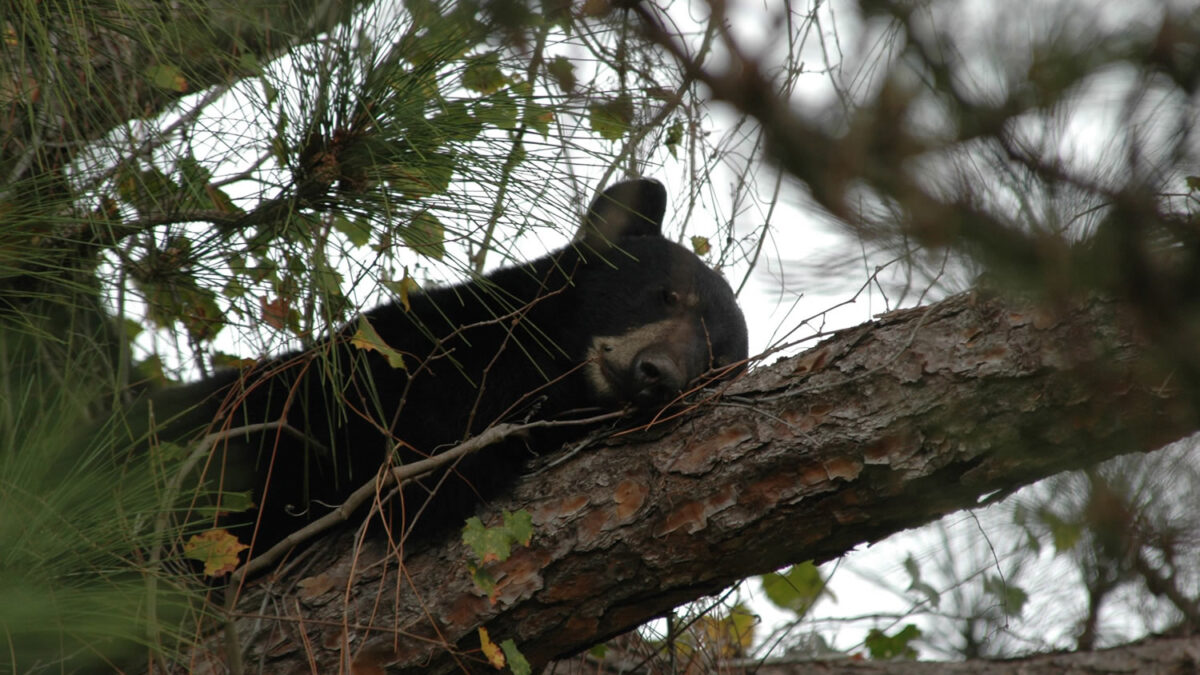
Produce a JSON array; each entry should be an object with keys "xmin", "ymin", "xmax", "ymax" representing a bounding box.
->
[{"xmin": 174, "ymin": 291, "xmax": 1199, "ymax": 673}]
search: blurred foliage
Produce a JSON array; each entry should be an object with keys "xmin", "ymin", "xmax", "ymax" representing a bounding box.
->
[
  {"xmin": 761, "ymin": 561, "xmax": 832, "ymax": 618},
  {"xmin": 0, "ymin": 329, "xmax": 212, "ymax": 672},
  {"xmin": 865, "ymin": 624, "xmax": 921, "ymax": 660}
]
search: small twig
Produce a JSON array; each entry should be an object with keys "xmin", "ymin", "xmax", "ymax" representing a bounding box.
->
[{"xmin": 230, "ymin": 410, "xmax": 624, "ymax": 582}]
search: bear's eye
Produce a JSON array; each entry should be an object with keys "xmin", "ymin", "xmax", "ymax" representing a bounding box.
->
[{"xmin": 661, "ymin": 289, "xmax": 680, "ymax": 307}]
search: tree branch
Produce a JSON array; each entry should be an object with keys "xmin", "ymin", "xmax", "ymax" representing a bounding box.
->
[
  {"xmin": 741, "ymin": 634, "xmax": 1200, "ymax": 675},
  {"xmin": 165, "ymin": 289, "xmax": 1200, "ymax": 673}
]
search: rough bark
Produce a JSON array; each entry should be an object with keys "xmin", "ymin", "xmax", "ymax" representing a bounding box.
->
[{"xmin": 174, "ymin": 290, "xmax": 1199, "ymax": 673}]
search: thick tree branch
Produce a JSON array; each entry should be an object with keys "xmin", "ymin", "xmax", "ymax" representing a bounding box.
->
[
  {"xmin": 746, "ymin": 634, "xmax": 1200, "ymax": 675},
  {"xmin": 561, "ymin": 633, "xmax": 1200, "ymax": 674},
  {"xmin": 166, "ymin": 289, "xmax": 1199, "ymax": 673}
]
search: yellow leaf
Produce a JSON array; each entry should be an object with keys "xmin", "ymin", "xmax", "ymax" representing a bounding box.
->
[
  {"xmin": 183, "ymin": 529, "xmax": 250, "ymax": 577},
  {"xmin": 698, "ymin": 604, "xmax": 757, "ymax": 658},
  {"xmin": 383, "ymin": 269, "xmax": 421, "ymax": 312},
  {"xmin": 479, "ymin": 628, "xmax": 505, "ymax": 669}
]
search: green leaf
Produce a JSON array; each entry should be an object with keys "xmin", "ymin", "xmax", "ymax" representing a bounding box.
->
[
  {"xmin": 548, "ymin": 55, "xmax": 576, "ymax": 93},
  {"xmin": 502, "ymin": 509, "xmax": 533, "ymax": 546},
  {"xmin": 132, "ymin": 354, "xmax": 170, "ymax": 386},
  {"xmin": 207, "ymin": 186, "xmax": 238, "ymax": 213},
  {"xmin": 146, "ymin": 63, "xmax": 187, "ymax": 92},
  {"xmin": 1037, "ymin": 507, "xmax": 1084, "ymax": 553},
  {"xmin": 211, "ymin": 352, "xmax": 258, "ymax": 370},
  {"xmin": 222, "ymin": 276, "xmax": 248, "ymax": 300},
  {"xmin": 117, "ymin": 166, "xmax": 180, "ymax": 214},
  {"xmin": 333, "ymin": 216, "xmax": 372, "ymax": 248},
  {"xmin": 260, "ymin": 77, "xmax": 279, "ymax": 107},
  {"xmin": 524, "ymin": 103, "xmax": 554, "ymax": 137},
  {"xmin": 476, "ymin": 92, "xmax": 519, "ymax": 130},
  {"xmin": 121, "ymin": 318, "xmax": 144, "ymax": 342},
  {"xmin": 665, "ymin": 120, "xmax": 684, "ymax": 158},
  {"xmin": 690, "ymin": 235, "xmax": 710, "ymax": 256},
  {"xmin": 238, "ymin": 52, "xmax": 260, "ymax": 75},
  {"xmin": 349, "ymin": 317, "xmax": 407, "ymax": 370},
  {"xmin": 500, "ymin": 639, "xmax": 531, "ymax": 675},
  {"xmin": 178, "ymin": 156, "xmax": 211, "ymax": 196},
  {"xmin": 865, "ymin": 624, "xmax": 920, "ymax": 660},
  {"xmin": 509, "ymin": 78, "xmax": 533, "ymax": 98},
  {"xmin": 902, "ymin": 554, "xmax": 940, "ymax": 608},
  {"xmin": 588, "ymin": 95, "xmax": 633, "ymax": 141},
  {"xmin": 311, "ymin": 261, "xmax": 345, "ymax": 308},
  {"xmin": 1187, "ymin": 175, "xmax": 1200, "ymax": 192},
  {"xmin": 462, "ymin": 52, "xmax": 507, "ymax": 94},
  {"xmin": 390, "ymin": 154, "xmax": 455, "ymax": 198},
  {"xmin": 214, "ymin": 490, "xmax": 256, "ymax": 516},
  {"xmin": 435, "ymin": 100, "xmax": 483, "ymax": 142},
  {"xmin": 271, "ymin": 110, "xmax": 290, "ymax": 166},
  {"xmin": 177, "ymin": 155, "xmax": 232, "ymax": 211},
  {"xmin": 983, "ymin": 575, "xmax": 1028, "ymax": 617},
  {"xmin": 465, "ymin": 562, "xmax": 497, "ymax": 595},
  {"xmin": 136, "ymin": 271, "xmax": 225, "ymax": 342},
  {"xmin": 461, "ymin": 509, "xmax": 532, "ymax": 564},
  {"xmin": 761, "ymin": 562, "xmax": 828, "ymax": 616},
  {"xmin": 401, "ymin": 0, "xmax": 440, "ymax": 25},
  {"xmin": 401, "ymin": 211, "xmax": 446, "ymax": 260},
  {"xmin": 587, "ymin": 644, "xmax": 609, "ymax": 659}
]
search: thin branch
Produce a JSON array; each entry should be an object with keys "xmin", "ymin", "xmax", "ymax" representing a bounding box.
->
[{"xmin": 230, "ymin": 410, "xmax": 623, "ymax": 582}]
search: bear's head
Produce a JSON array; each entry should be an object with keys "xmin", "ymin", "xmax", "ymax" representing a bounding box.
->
[{"xmin": 570, "ymin": 179, "xmax": 748, "ymax": 410}]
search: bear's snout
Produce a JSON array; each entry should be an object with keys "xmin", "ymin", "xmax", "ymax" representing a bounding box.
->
[{"xmin": 631, "ymin": 345, "xmax": 686, "ymax": 407}]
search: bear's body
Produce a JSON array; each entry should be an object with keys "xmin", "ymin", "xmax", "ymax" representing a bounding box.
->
[{"xmin": 138, "ymin": 179, "xmax": 748, "ymax": 552}]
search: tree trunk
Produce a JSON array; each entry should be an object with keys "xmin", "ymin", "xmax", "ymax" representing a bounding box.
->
[{"xmin": 173, "ymin": 290, "xmax": 1199, "ymax": 673}]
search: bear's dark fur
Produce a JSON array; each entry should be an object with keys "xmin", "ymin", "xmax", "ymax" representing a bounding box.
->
[{"xmin": 135, "ymin": 178, "xmax": 748, "ymax": 553}]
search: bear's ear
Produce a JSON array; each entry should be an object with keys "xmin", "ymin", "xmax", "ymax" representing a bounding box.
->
[{"xmin": 577, "ymin": 178, "xmax": 667, "ymax": 250}]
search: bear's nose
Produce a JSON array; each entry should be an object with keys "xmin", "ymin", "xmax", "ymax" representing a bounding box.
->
[{"xmin": 631, "ymin": 347, "xmax": 685, "ymax": 406}]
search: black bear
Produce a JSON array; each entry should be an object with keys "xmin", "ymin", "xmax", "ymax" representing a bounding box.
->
[{"xmin": 135, "ymin": 178, "xmax": 748, "ymax": 556}]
